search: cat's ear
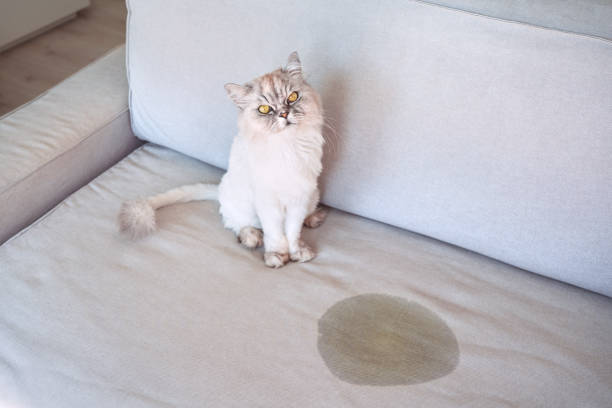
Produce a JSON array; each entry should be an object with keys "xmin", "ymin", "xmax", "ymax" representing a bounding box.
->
[
  {"xmin": 224, "ymin": 83, "xmax": 251, "ymax": 109},
  {"xmin": 285, "ymin": 51, "xmax": 302, "ymax": 79}
]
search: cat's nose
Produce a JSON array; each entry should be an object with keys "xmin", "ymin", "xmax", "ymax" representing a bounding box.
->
[{"xmin": 279, "ymin": 111, "xmax": 288, "ymax": 119}]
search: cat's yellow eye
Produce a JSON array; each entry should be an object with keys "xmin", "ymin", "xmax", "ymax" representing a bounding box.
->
[
  {"xmin": 258, "ymin": 105, "xmax": 272, "ymax": 114},
  {"xmin": 287, "ymin": 91, "xmax": 299, "ymax": 104}
]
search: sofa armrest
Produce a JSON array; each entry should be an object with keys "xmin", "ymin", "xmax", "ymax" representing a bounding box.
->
[{"xmin": 0, "ymin": 45, "xmax": 141, "ymax": 244}]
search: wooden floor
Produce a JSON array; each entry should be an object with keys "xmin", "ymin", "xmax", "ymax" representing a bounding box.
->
[{"xmin": 0, "ymin": 0, "xmax": 127, "ymax": 116}]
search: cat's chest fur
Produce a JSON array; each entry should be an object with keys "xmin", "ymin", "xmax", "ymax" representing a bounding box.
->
[{"xmin": 246, "ymin": 127, "xmax": 323, "ymax": 194}]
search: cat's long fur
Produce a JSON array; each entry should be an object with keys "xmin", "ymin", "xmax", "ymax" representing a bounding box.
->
[{"xmin": 119, "ymin": 52, "xmax": 327, "ymax": 268}]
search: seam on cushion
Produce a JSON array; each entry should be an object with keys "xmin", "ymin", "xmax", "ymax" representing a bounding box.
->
[
  {"xmin": 414, "ymin": 0, "xmax": 612, "ymax": 44},
  {"xmin": 125, "ymin": 2, "xmax": 156, "ymax": 145},
  {"xmin": 1, "ymin": 143, "xmax": 150, "ymax": 246},
  {"xmin": 0, "ymin": 44, "xmax": 127, "ymax": 122},
  {"xmin": 126, "ymin": 0, "xmax": 138, "ymax": 140},
  {"xmin": 0, "ymin": 107, "xmax": 131, "ymax": 195}
]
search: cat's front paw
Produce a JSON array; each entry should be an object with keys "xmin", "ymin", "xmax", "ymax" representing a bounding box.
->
[
  {"xmin": 290, "ymin": 243, "xmax": 316, "ymax": 263},
  {"xmin": 264, "ymin": 252, "xmax": 290, "ymax": 268}
]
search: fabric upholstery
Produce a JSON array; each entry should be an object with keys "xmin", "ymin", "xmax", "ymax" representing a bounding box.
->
[
  {"xmin": 0, "ymin": 45, "xmax": 141, "ymax": 244},
  {"xmin": 425, "ymin": 0, "xmax": 612, "ymax": 40},
  {"xmin": 126, "ymin": 0, "xmax": 612, "ymax": 295},
  {"xmin": 1, "ymin": 144, "xmax": 610, "ymax": 407}
]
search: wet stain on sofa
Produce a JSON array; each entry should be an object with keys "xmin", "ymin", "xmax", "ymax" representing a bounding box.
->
[{"xmin": 317, "ymin": 293, "xmax": 459, "ymax": 386}]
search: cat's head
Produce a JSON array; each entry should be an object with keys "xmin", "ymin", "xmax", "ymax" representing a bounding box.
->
[{"xmin": 224, "ymin": 52, "xmax": 322, "ymax": 133}]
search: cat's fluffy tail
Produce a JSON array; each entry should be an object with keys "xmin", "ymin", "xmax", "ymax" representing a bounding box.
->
[{"xmin": 119, "ymin": 183, "xmax": 218, "ymax": 239}]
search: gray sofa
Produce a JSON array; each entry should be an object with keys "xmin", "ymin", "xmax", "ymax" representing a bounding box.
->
[{"xmin": 1, "ymin": 1, "xmax": 611, "ymax": 407}]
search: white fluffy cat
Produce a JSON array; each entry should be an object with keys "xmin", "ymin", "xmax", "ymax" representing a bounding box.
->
[{"xmin": 119, "ymin": 52, "xmax": 327, "ymax": 268}]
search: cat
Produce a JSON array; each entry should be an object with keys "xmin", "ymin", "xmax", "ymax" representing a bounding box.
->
[{"xmin": 119, "ymin": 52, "xmax": 328, "ymax": 268}]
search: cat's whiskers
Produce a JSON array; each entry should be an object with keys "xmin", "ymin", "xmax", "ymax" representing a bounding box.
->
[{"xmin": 322, "ymin": 116, "xmax": 339, "ymax": 157}]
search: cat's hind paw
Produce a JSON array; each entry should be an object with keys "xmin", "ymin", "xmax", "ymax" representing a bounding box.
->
[
  {"xmin": 238, "ymin": 227, "xmax": 263, "ymax": 249},
  {"xmin": 304, "ymin": 207, "xmax": 328, "ymax": 229}
]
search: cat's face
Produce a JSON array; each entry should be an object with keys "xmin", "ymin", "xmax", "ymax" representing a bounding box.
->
[{"xmin": 225, "ymin": 52, "xmax": 322, "ymax": 133}]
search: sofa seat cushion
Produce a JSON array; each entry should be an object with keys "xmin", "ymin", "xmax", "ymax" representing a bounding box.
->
[{"xmin": 1, "ymin": 144, "xmax": 611, "ymax": 407}]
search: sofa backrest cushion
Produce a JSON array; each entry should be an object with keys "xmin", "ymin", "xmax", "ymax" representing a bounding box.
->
[
  {"xmin": 126, "ymin": 0, "xmax": 612, "ymax": 296},
  {"xmin": 426, "ymin": 0, "xmax": 612, "ymax": 40}
]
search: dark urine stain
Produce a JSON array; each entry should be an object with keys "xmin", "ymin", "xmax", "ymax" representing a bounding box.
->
[{"xmin": 317, "ymin": 293, "xmax": 459, "ymax": 386}]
